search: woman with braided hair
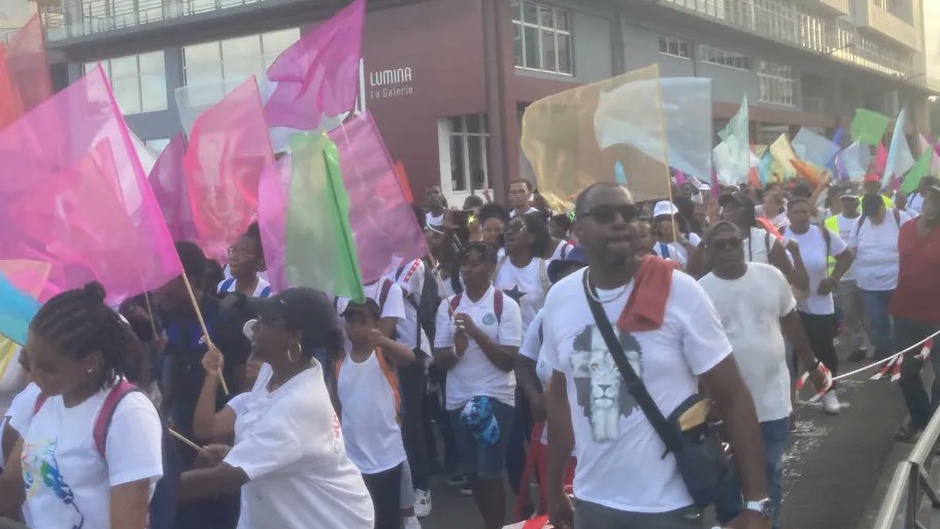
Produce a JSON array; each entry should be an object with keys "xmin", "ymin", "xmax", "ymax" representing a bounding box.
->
[{"xmin": 0, "ymin": 282, "xmax": 164, "ymax": 529}]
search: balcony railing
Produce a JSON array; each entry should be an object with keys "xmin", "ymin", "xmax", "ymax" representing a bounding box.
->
[
  {"xmin": 659, "ymin": 0, "xmax": 937, "ymax": 93},
  {"xmin": 41, "ymin": 0, "xmax": 276, "ymax": 41}
]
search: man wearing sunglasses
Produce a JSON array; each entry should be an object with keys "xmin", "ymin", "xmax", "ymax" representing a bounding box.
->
[
  {"xmin": 699, "ymin": 221, "xmax": 828, "ymax": 529},
  {"xmin": 541, "ymin": 182, "xmax": 771, "ymax": 529}
]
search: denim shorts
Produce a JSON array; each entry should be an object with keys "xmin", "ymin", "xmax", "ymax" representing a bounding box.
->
[{"xmin": 448, "ymin": 398, "xmax": 514, "ymax": 479}]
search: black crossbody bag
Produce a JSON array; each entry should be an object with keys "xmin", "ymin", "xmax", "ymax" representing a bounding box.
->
[{"xmin": 581, "ymin": 272, "xmax": 733, "ymax": 507}]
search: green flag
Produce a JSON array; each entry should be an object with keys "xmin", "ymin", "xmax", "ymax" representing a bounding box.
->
[
  {"xmin": 900, "ymin": 148, "xmax": 933, "ymax": 195},
  {"xmin": 850, "ymin": 109, "xmax": 890, "ymax": 146},
  {"xmin": 285, "ymin": 134, "xmax": 364, "ymax": 302}
]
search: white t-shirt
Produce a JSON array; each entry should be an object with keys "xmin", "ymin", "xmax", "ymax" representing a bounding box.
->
[
  {"xmin": 519, "ymin": 310, "xmax": 552, "ymax": 446},
  {"xmin": 907, "ymin": 193, "xmax": 925, "ymax": 217},
  {"xmin": 384, "ymin": 259, "xmax": 429, "ymax": 353},
  {"xmin": 699, "ymin": 264, "xmax": 796, "ymax": 422},
  {"xmin": 746, "ymin": 226, "xmax": 779, "ymax": 265},
  {"xmin": 652, "ymin": 233, "xmax": 702, "ymax": 268},
  {"xmin": 225, "ymin": 363, "xmax": 374, "ymax": 529},
  {"xmin": 540, "ymin": 268, "xmax": 732, "ymax": 513},
  {"xmin": 847, "ymin": 211, "xmax": 911, "ymax": 291},
  {"xmin": 509, "ymin": 207, "xmax": 539, "ymax": 218},
  {"xmin": 426, "ymin": 211, "xmax": 445, "ymax": 227},
  {"xmin": 833, "ymin": 214, "xmax": 861, "ymax": 281},
  {"xmin": 337, "ymin": 351, "xmax": 407, "ymax": 475},
  {"xmin": 494, "ymin": 257, "xmax": 548, "ymax": 331},
  {"xmin": 20, "ymin": 385, "xmax": 164, "ymax": 529},
  {"xmin": 782, "ymin": 225, "xmax": 847, "ymax": 315},
  {"xmin": 1, "ymin": 382, "xmax": 40, "ymax": 472},
  {"xmin": 434, "ymin": 285, "xmax": 523, "ymax": 410},
  {"xmin": 217, "ymin": 276, "xmax": 273, "ymax": 298}
]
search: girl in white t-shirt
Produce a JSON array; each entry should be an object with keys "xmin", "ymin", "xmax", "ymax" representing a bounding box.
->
[
  {"xmin": 494, "ymin": 213, "xmax": 552, "ymax": 331},
  {"xmin": 176, "ymin": 287, "xmax": 374, "ymax": 529},
  {"xmin": 0, "ymin": 283, "xmax": 164, "ymax": 529},
  {"xmin": 337, "ymin": 299, "xmax": 415, "ymax": 529},
  {"xmin": 218, "ymin": 223, "xmax": 272, "ymax": 298}
]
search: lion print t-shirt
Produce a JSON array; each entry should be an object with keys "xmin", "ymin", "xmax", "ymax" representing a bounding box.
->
[{"xmin": 541, "ymin": 268, "xmax": 731, "ymax": 513}]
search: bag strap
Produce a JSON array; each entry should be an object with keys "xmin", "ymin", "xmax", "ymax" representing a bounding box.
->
[
  {"xmin": 33, "ymin": 394, "xmax": 49, "ymax": 415},
  {"xmin": 220, "ymin": 278, "xmax": 235, "ymax": 293},
  {"xmin": 581, "ymin": 272, "xmax": 681, "ymax": 455},
  {"xmin": 379, "ymin": 279, "xmax": 393, "ymax": 310},
  {"xmin": 93, "ymin": 380, "xmax": 142, "ymax": 457},
  {"xmin": 494, "ymin": 289, "xmax": 504, "ymax": 323},
  {"xmin": 893, "ymin": 208, "xmax": 901, "ymax": 227}
]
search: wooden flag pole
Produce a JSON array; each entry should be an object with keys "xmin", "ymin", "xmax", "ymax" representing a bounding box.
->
[
  {"xmin": 168, "ymin": 428, "xmax": 205, "ymax": 453},
  {"xmin": 179, "ymin": 272, "xmax": 230, "ymax": 395},
  {"xmin": 142, "ymin": 291, "xmax": 159, "ymax": 341}
]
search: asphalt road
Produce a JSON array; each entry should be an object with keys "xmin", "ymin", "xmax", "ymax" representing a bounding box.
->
[{"xmin": 420, "ymin": 363, "xmax": 908, "ymax": 529}]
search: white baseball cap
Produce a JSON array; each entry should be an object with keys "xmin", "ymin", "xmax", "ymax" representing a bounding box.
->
[{"xmin": 652, "ymin": 201, "xmax": 679, "ymax": 219}]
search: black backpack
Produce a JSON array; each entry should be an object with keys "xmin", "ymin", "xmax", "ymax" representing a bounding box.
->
[{"xmin": 395, "ymin": 259, "xmax": 440, "ymax": 349}]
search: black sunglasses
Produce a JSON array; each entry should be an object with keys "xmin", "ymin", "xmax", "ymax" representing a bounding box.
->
[
  {"xmin": 711, "ymin": 237, "xmax": 743, "ymax": 251},
  {"xmin": 580, "ymin": 204, "xmax": 639, "ymax": 224}
]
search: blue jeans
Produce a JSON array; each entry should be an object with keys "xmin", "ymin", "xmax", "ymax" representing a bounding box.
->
[
  {"xmin": 715, "ymin": 417, "xmax": 789, "ymax": 529},
  {"xmin": 448, "ymin": 399, "xmax": 515, "ymax": 479},
  {"xmin": 861, "ymin": 289, "xmax": 894, "ymax": 360}
]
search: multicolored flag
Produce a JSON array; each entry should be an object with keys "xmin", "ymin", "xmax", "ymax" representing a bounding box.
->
[
  {"xmin": 792, "ymin": 127, "xmax": 840, "ymax": 168},
  {"xmin": 328, "ymin": 113, "xmax": 428, "ymax": 284},
  {"xmin": 263, "ymin": 0, "xmax": 365, "ymax": 130},
  {"xmin": 285, "ymin": 134, "xmax": 363, "ymax": 301},
  {"xmin": 0, "ymin": 269, "xmax": 39, "ymax": 345},
  {"xmin": 0, "ymin": 66, "xmax": 182, "ymax": 303},
  {"xmin": 183, "ymin": 76, "xmax": 274, "ymax": 260},
  {"xmin": 850, "ymin": 109, "xmax": 890, "ymax": 146},
  {"xmin": 257, "ymin": 155, "xmax": 292, "ymax": 293}
]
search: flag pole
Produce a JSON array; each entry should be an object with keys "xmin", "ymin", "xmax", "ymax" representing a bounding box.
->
[
  {"xmin": 652, "ymin": 65, "xmax": 679, "ymax": 243},
  {"xmin": 143, "ymin": 291, "xmax": 159, "ymax": 341},
  {"xmin": 180, "ymin": 272, "xmax": 230, "ymax": 395}
]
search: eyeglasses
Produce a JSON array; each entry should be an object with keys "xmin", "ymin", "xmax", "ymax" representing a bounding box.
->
[
  {"xmin": 710, "ymin": 237, "xmax": 743, "ymax": 251},
  {"xmin": 579, "ymin": 204, "xmax": 639, "ymax": 224}
]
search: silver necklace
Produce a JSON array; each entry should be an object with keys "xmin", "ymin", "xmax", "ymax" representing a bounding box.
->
[{"xmin": 585, "ymin": 269, "xmax": 630, "ymax": 304}]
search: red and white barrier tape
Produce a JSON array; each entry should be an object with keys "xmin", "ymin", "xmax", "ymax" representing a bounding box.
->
[
  {"xmin": 796, "ymin": 363, "xmax": 834, "ymax": 403},
  {"xmin": 832, "ymin": 333, "xmax": 939, "ymax": 383}
]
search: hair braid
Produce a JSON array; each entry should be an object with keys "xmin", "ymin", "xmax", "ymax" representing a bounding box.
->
[{"xmin": 30, "ymin": 282, "xmax": 150, "ymax": 389}]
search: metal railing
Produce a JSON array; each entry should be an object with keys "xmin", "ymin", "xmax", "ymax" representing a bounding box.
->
[{"xmin": 873, "ymin": 406, "xmax": 940, "ymax": 529}]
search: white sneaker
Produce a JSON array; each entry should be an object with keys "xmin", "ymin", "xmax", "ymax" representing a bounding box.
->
[
  {"xmin": 414, "ymin": 489, "xmax": 432, "ymax": 518},
  {"xmin": 822, "ymin": 392, "xmax": 841, "ymax": 415},
  {"xmin": 404, "ymin": 515, "xmax": 422, "ymax": 529}
]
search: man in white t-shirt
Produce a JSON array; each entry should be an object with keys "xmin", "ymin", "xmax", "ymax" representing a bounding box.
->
[
  {"xmin": 425, "ymin": 185, "xmax": 447, "ymax": 227},
  {"xmin": 542, "ymin": 182, "xmax": 771, "ymax": 529},
  {"xmin": 433, "ymin": 242, "xmax": 522, "ymax": 529},
  {"xmin": 848, "ymin": 194, "xmax": 911, "ymax": 361},
  {"xmin": 700, "ymin": 221, "xmax": 828, "ymax": 529},
  {"xmin": 508, "ymin": 179, "xmax": 539, "ymax": 219},
  {"xmin": 826, "ymin": 193, "xmax": 871, "ymax": 361}
]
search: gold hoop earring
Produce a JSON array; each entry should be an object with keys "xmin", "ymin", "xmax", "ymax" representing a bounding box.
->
[{"xmin": 286, "ymin": 342, "xmax": 302, "ymax": 363}]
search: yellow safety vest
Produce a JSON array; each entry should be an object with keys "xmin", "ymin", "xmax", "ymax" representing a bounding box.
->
[{"xmin": 824, "ymin": 215, "xmax": 840, "ymax": 274}]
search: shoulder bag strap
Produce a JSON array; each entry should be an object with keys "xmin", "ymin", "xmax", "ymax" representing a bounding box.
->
[{"xmin": 581, "ymin": 272, "xmax": 682, "ymax": 455}]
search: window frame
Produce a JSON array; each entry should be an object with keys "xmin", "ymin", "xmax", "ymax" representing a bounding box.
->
[
  {"xmin": 439, "ymin": 114, "xmax": 491, "ymax": 197},
  {"xmin": 83, "ymin": 50, "xmax": 168, "ymax": 115},
  {"xmin": 756, "ymin": 60, "xmax": 795, "ymax": 107},
  {"xmin": 700, "ymin": 45, "xmax": 751, "ymax": 71},
  {"xmin": 658, "ymin": 36, "xmax": 691, "ymax": 59},
  {"xmin": 511, "ymin": 0, "xmax": 574, "ymax": 76}
]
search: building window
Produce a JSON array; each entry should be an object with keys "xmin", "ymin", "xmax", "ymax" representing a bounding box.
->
[
  {"xmin": 700, "ymin": 45, "xmax": 750, "ymax": 70},
  {"xmin": 511, "ymin": 0, "xmax": 573, "ymax": 75},
  {"xmin": 442, "ymin": 115, "xmax": 489, "ymax": 194},
  {"xmin": 757, "ymin": 60, "xmax": 795, "ymax": 106},
  {"xmin": 84, "ymin": 51, "xmax": 167, "ymax": 115},
  {"xmin": 182, "ymin": 28, "xmax": 300, "ymax": 88},
  {"xmin": 659, "ymin": 36, "xmax": 691, "ymax": 59},
  {"xmin": 145, "ymin": 138, "xmax": 171, "ymax": 155}
]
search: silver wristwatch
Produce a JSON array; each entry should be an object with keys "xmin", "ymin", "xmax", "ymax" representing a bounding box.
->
[{"xmin": 745, "ymin": 498, "xmax": 773, "ymax": 518}]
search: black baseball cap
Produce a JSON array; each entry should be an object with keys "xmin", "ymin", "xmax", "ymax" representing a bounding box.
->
[
  {"xmin": 718, "ymin": 190, "xmax": 753, "ymax": 209},
  {"xmin": 246, "ymin": 287, "xmax": 338, "ymax": 344}
]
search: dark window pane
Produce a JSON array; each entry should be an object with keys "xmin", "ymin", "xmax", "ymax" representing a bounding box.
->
[
  {"xmin": 541, "ymin": 29, "xmax": 557, "ymax": 71},
  {"xmin": 555, "ymin": 10, "xmax": 569, "ymax": 31},
  {"xmin": 524, "ymin": 25, "xmax": 539, "ymax": 68},
  {"xmin": 513, "ymin": 23, "xmax": 524, "ymax": 67},
  {"xmin": 511, "ymin": 0, "xmax": 521, "ymax": 21},
  {"xmin": 523, "ymin": 1, "xmax": 538, "ymax": 23},
  {"xmin": 557, "ymin": 33, "xmax": 571, "ymax": 73},
  {"xmin": 450, "ymin": 135, "xmax": 466, "ymax": 192},
  {"xmin": 539, "ymin": 5, "xmax": 554, "ymax": 28}
]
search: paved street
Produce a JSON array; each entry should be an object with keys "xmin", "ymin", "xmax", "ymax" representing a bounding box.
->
[{"xmin": 421, "ymin": 366, "xmax": 909, "ymax": 529}]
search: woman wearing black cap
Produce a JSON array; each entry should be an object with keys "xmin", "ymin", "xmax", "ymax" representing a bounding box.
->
[{"xmin": 176, "ymin": 287, "xmax": 374, "ymax": 529}]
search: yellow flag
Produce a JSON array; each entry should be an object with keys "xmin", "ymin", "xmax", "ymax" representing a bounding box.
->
[
  {"xmin": 0, "ymin": 259, "xmax": 48, "ymax": 379},
  {"xmin": 520, "ymin": 64, "xmax": 670, "ymax": 211},
  {"xmin": 769, "ymin": 134, "xmax": 798, "ymax": 180}
]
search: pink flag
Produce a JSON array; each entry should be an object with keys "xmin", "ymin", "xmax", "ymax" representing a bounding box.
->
[
  {"xmin": 183, "ymin": 76, "xmax": 274, "ymax": 261},
  {"xmin": 263, "ymin": 0, "xmax": 365, "ymax": 130},
  {"xmin": 257, "ymin": 155, "xmax": 292, "ymax": 292},
  {"xmin": 149, "ymin": 133, "xmax": 198, "ymax": 241},
  {"xmin": 0, "ymin": 66, "xmax": 181, "ymax": 303},
  {"xmin": 328, "ymin": 113, "xmax": 427, "ymax": 283},
  {"xmin": 873, "ymin": 143, "xmax": 888, "ymax": 173},
  {"xmin": 6, "ymin": 14, "xmax": 53, "ymax": 113},
  {"xmin": 674, "ymin": 170, "xmax": 688, "ymax": 186}
]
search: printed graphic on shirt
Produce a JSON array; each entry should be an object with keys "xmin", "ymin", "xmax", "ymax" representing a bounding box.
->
[
  {"xmin": 503, "ymin": 285, "xmax": 526, "ymax": 304},
  {"xmin": 23, "ymin": 439, "xmax": 85, "ymax": 529},
  {"xmin": 330, "ymin": 413, "xmax": 344, "ymax": 455},
  {"xmin": 569, "ymin": 325, "xmax": 642, "ymax": 442}
]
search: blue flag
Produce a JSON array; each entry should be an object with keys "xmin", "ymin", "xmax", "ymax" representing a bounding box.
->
[{"xmin": 0, "ymin": 270, "xmax": 40, "ymax": 345}]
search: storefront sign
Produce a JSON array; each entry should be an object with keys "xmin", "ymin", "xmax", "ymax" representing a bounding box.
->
[{"xmin": 368, "ymin": 66, "xmax": 415, "ymax": 100}]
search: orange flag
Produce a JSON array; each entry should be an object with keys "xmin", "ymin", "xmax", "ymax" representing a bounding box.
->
[
  {"xmin": 790, "ymin": 159, "xmax": 825, "ymax": 188},
  {"xmin": 394, "ymin": 161, "xmax": 414, "ymax": 204},
  {"xmin": 0, "ymin": 45, "xmax": 24, "ymax": 129},
  {"xmin": 6, "ymin": 14, "xmax": 53, "ymax": 113}
]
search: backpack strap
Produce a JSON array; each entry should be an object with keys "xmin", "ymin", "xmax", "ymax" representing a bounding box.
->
[
  {"xmin": 219, "ymin": 277, "xmax": 236, "ymax": 293},
  {"xmin": 33, "ymin": 394, "xmax": 50, "ymax": 416},
  {"xmin": 449, "ymin": 293, "xmax": 463, "ymax": 316},
  {"xmin": 378, "ymin": 279, "xmax": 393, "ymax": 310},
  {"xmin": 893, "ymin": 208, "xmax": 901, "ymax": 227},
  {"xmin": 493, "ymin": 289, "xmax": 504, "ymax": 323},
  {"xmin": 93, "ymin": 380, "xmax": 142, "ymax": 457},
  {"xmin": 375, "ymin": 348, "xmax": 401, "ymax": 417},
  {"xmin": 259, "ymin": 285, "xmax": 272, "ymax": 298},
  {"xmin": 538, "ymin": 259, "xmax": 551, "ymax": 294}
]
